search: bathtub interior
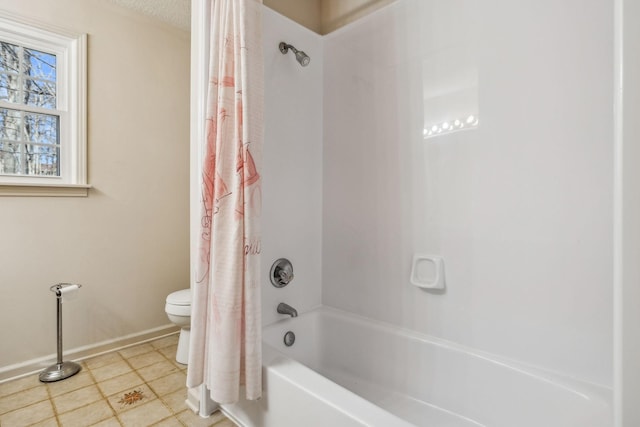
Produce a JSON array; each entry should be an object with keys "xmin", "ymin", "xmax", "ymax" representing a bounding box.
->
[{"xmin": 263, "ymin": 307, "xmax": 612, "ymax": 427}]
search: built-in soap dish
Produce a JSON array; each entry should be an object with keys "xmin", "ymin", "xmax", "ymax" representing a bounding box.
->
[{"xmin": 410, "ymin": 254, "xmax": 445, "ymax": 290}]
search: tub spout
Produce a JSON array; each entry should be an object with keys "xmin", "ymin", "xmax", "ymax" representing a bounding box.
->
[{"xmin": 277, "ymin": 303, "xmax": 298, "ymax": 318}]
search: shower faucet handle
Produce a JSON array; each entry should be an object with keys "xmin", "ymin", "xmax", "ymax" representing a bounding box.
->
[
  {"xmin": 278, "ymin": 269, "xmax": 294, "ymax": 285},
  {"xmin": 270, "ymin": 258, "xmax": 294, "ymax": 287}
]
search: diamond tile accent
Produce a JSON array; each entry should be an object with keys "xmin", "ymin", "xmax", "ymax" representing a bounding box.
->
[{"xmin": 107, "ymin": 384, "xmax": 157, "ymax": 414}]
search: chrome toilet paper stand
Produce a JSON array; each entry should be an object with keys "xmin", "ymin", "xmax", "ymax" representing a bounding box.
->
[{"xmin": 39, "ymin": 283, "xmax": 82, "ymax": 382}]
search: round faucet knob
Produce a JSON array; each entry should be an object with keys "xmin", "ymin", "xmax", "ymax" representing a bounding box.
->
[{"xmin": 278, "ymin": 269, "xmax": 294, "ymax": 285}]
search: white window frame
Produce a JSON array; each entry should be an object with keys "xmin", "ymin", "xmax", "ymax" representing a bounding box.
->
[{"xmin": 0, "ymin": 11, "xmax": 88, "ymax": 196}]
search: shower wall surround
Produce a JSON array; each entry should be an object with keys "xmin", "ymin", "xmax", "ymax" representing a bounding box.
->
[
  {"xmin": 619, "ymin": 0, "xmax": 640, "ymax": 421},
  {"xmin": 322, "ymin": 0, "xmax": 613, "ymax": 387},
  {"xmin": 261, "ymin": 8, "xmax": 324, "ymax": 326}
]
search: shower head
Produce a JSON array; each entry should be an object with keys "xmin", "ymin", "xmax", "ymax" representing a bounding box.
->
[{"xmin": 279, "ymin": 42, "xmax": 310, "ymax": 67}]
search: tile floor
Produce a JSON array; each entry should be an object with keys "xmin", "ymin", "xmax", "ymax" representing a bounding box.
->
[{"xmin": 0, "ymin": 334, "xmax": 235, "ymax": 427}]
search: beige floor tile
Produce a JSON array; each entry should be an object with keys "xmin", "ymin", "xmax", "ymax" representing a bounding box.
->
[
  {"xmin": 0, "ymin": 399, "xmax": 55, "ymax": 427},
  {"xmin": 29, "ymin": 417, "xmax": 60, "ymax": 427},
  {"xmin": 90, "ymin": 416, "xmax": 123, "ymax": 426},
  {"xmin": 147, "ymin": 371, "xmax": 186, "ymax": 397},
  {"xmin": 98, "ymin": 371, "xmax": 145, "ymax": 397},
  {"xmin": 168, "ymin": 355, "xmax": 187, "ymax": 371},
  {"xmin": 159, "ymin": 388, "xmax": 188, "ymax": 414},
  {"xmin": 174, "ymin": 362, "xmax": 187, "ymax": 372},
  {"xmin": 107, "ymin": 383, "xmax": 157, "ymax": 414},
  {"xmin": 127, "ymin": 350, "xmax": 166, "ymax": 370},
  {"xmin": 150, "ymin": 335, "xmax": 179, "ymax": 350},
  {"xmin": 91, "ymin": 360, "xmax": 133, "ymax": 382},
  {"xmin": 58, "ymin": 400, "xmax": 114, "ymax": 426},
  {"xmin": 152, "ymin": 416, "xmax": 184, "ymax": 427},
  {"xmin": 0, "ymin": 337, "xmax": 234, "ymax": 427},
  {"xmin": 0, "ymin": 384, "xmax": 49, "ymax": 415},
  {"xmin": 53, "ymin": 384, "xmax": 102, "ymax": 414},
  {"xmin": 118, "ymin": 343, "xmax": 155, "ymax": 359},
  {"xmin": 85, "ymin": 352, "xmax": 124, "ymax": 370},
  {"xmin": 47, "ymin": 370, "xmax": 95, "ymax": 397},
  {"xmin": 118, "ymin": 400, "xmax": 172, "ymax": 427},
  {"xmin": 176, "ymin": 409, "xmax": 227, "ymax": 427},
  {"xmin": 137, "ymin": 360, "xmax": 180, "ymax": 383},
  {"xmin": 214, "ymin": 419, "xmax": 238, "ymax": 426},
  {"xmin": 0, "ymin": 374, "xmax": 42, "ymax": 398},
  {"xmin": 158, "ymin": 344, "xmax": 178, "ymax": 360}
]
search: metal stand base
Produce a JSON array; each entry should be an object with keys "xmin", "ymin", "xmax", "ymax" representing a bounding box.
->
[{"xmin": 39, "ymin": 361, "xmax": 82, "ymax": 382}]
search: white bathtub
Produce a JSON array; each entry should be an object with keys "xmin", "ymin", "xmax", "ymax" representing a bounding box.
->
[{"xmin": 223, "ymin": 307, "xmax": 612, "ymax": 427}]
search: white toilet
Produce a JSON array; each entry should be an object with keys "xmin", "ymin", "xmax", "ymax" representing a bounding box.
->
[{"xmin": 165, "ymin": 288, "xmax": 191, "ymax": 365}]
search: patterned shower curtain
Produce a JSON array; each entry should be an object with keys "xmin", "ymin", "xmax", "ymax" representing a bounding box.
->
[{"xmin": 187, "ymin": 0, "xmax": 264, "ymax": 404}]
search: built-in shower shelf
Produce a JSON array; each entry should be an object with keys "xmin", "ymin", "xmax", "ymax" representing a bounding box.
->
[{"xmin": 410, "ymin": 254, "xmax": 446, "ymax": 290}]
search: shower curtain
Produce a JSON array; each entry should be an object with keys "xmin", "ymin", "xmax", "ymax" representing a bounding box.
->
[{"xmin": 187, "ymin": 0, "xmax": 264, "ymax": 404}]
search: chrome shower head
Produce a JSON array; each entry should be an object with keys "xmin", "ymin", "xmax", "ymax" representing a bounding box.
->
[{"xmin": 279, "ymin": 42, "xmax": 310, "ymax": 67}]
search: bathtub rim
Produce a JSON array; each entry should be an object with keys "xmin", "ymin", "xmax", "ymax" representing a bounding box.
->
[{"xmin": 265, "ymin": 304, "xmax": 613, "ymax": 406}]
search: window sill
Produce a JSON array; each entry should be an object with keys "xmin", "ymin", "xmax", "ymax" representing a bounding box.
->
[{"xmin": 0, "ymin": 183, "xmax": 92, "ymax": 197}]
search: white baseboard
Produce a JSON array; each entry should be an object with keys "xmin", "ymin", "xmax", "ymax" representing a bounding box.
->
[{"xmin": 0, "ymin": 324, "xmax": 179, "ymax": 383}]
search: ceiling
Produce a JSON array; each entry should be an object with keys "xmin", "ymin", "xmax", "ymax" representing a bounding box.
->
[{"xmin": 108, "ymin": 0, "xmax": 191, "ymax": 31}]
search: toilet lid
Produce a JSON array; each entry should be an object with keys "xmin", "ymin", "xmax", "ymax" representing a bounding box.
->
[{"xmin": 166, "ymin": 289, "xmax": 191, "ymax": 305}]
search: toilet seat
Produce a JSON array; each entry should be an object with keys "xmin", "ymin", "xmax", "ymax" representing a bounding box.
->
[
  {"xmin": 166, "ymin": 289, "xmax": 191, "ymax": 305},
  {"xmin": 165, "ymin": 289, "xmax": 191, "ymax": 317},
  {"xmin": 165, "ymin": 303, "xmax": 190, "ymax": 317}
]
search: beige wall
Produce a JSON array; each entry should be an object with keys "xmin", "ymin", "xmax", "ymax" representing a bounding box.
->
[
  {"xmin": 264, "ymin": 0, "xmax": 322, "ymax": 33},
  {"xmin": 0, "ymin": 0, "xmax": 190, "ymax": 375},
  {"xmin": 320, "ymin": 0, "xmax": 395, "ymax": 34},
  {"xmin": 265, "ymin": 0, "xmax": 393, "ymax": 34}
]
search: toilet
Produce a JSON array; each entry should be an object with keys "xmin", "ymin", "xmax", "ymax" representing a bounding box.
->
[{"xmin": 165, "ymin": 288, "xmax": 191, "ymax": 365}]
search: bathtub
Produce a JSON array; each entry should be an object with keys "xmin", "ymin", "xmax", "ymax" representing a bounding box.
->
[{"xmin": 222, "ymin": 307, "xmax": 612, "ymax": 427}]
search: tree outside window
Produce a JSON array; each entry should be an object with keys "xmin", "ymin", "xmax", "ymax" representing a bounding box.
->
[{"xmin": 0, "ymin": 41, "xmax": 60, "ymax": 177}]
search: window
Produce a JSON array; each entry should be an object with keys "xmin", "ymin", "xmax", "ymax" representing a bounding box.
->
[{"xmin": 0, "ymin": 11, "xmax": 87, "ymax": 196}]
